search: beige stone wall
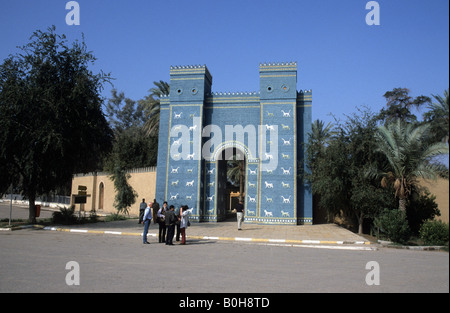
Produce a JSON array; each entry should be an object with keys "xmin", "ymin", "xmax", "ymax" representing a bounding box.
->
[
  {"xmin": 71, "ymin": 167, "xmax": 156, "ymax": 217},
  {"xmin": 420, "ymin": 178, "xmax": 449, "ymax": 224}
]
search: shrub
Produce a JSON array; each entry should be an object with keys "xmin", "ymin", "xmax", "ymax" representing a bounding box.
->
[
  {"xmin": 374, "ymin": 209, "xmax": 411, "ymax": 244},
  {"xmin": 52, "ymin": 205, "xmax": 78, "ymax": 225},
  {"xmin": 104, "ymin": 213, "xmax": 128, "ymax": 222},
  {"xmin": 407, "ymin": 190, "xmax": 440, "ymax": 235},
  {"xmin": 419, "ymin": 220, "xmax": 449, "ymax": 246}
]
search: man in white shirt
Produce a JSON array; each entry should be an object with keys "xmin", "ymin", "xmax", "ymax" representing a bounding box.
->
[{"xmin": 143, "ymin": 202, "xmax": 153, "ymax": 244}]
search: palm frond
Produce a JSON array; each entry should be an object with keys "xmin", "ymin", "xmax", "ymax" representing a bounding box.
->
[{"xmin": 374, "ymin": 119, "xmax": 449, "ymax": 209}]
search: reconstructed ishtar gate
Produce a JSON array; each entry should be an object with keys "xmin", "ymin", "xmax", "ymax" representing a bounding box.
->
[{"xmin": 155, "ymin": 62, "xmax": 312, "ymax": 225}]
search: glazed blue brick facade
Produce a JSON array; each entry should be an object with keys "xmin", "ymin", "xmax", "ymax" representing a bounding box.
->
[{"xmin": 155, "ymin": 62, "xmax": 312, "ymax": 225}]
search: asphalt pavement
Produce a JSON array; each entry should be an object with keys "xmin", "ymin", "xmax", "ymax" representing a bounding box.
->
[
  {"xmin": 1, "ymin": 228, "xmax": 448, "ymax": 293},
  {"xmin": 1, "ymin": 202, "xmax": 374, "ymax": 248}
]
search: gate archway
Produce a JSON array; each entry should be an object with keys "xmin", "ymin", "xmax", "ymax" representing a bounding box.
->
[{"xmin": 203, "ymin": 144, "xmax": 248, "ymax": 222}]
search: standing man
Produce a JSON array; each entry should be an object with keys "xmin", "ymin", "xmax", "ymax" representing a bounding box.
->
[
  {"xmin": 138, "ymin": 198, "xmax": 146, "ymax": 224},
  {"xmin": 235, "ymin": 199, "xmax": 244, "ymax": 230},
  {"xmin": 175, "ymin": 205, "xmax": 181, "ymax": 242},
  {"xmin": 157, "ymin": 201, "xmax": 168, "ymax": 243},
  {"xmin": 164, "ymin": 205, "xmax": 178, "ymax": 245},
  {"xmin": 142, "ymin": 202, "xmax": 153, "ymax": 244},
  {"xmin": 152, "ymin": 199, "xmax": 160, "ymax": 224}
]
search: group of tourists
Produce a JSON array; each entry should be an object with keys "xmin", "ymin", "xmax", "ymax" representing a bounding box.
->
[
  {"xmin": 139, "ymin": 199, "xmax": 193, "ymax": 245},
  {"xmin": 138, "ymin": 197, "xmax": 245, "ymax": 245}
]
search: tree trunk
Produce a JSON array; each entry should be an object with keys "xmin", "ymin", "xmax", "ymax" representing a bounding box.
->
[
  {"xmin": 28, "ymin": 192, "xmax": 37, "ymax": 224},
  {"xmin": 398, "ymin": 198, "xmax": 407, "ymax": 211},
  {"xmin": 357, "ymin": 212, "xmax": 364, "ymax": 235}
]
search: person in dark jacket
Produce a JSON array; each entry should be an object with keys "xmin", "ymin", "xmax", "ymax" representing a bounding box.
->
[
  {"xmin": 235, "ymin": 200, "xmax": 244, "ymax": 230},
  {"xmin": 157, "ymin": 201, "xmax": 167, "ymax": 243},
  {"xmin": 152, "ymin": 199, "xmax": 160, "ymax": 224},
  {"xmin": 164, "ymin": 205, "xmax": 178, "ymax": 245},
  {"xmin": 138, "ymin": 198, "xmax": 146, "ymax": 224}
]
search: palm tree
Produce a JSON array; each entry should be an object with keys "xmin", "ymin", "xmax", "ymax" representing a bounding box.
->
[
  {"xmin": 142, "ymin": 80, "xmax": 170, "ymax": 137},
  {"xmin": 306, "ymin": 119, "xmax": 336, "ymax": 177},
  {"xmin": 227, "ymin": 156, "xmax": 245, "ymax": 202},
  {"xmin": 309, "ymin": 119, "xmax": 336, "ymax": 149},
  {"xmin": 424, "ymin": 89, "xmax": 449, "ymax": 144},
  {"xmin": 372, "ymin": 120, "xmax": 449, "ymax": 211}
]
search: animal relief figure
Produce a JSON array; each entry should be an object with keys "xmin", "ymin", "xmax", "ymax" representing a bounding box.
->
[
  {"xmin": 281, "ymin": 195, "xmax": 291, "ymax": 203},
  {"xmin": 264, "ymin": 209, "xmax": 273, "ymax": 217},
  {"xmin": 281, "ymin": 109, "xmax": 291, "ymax": 117},
  {"xmin": 264, "ymin": 153, "xmax": 273, "ymax": 160},
  {"xmin": 172, "ymin": 153, "xmax": 181, "ymax": 160},
  {"xmin": 247, "ymin": 209, "xmax": 256, "ymax": 216},
  {"xmin": 264, "ymin": 181, "xmax": 273, "ymax": 189},
  {"xmin": 187, "ymin": 153, "xmax": 195, "ymax": 160},
  {"xmin": 264, "ymin": 181, "xmax": 273, "ymax": 188}
]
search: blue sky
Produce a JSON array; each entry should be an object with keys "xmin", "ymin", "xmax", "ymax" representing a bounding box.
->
[{"xmin": 1, "ymin": 0, "xmax": 449, "ymax": 125}]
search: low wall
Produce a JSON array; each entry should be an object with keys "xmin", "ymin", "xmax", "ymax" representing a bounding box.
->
[
  {"xmin": 420, "ymin": 178, "xmax": 449, "ymax": 224},
  {"xmin": 71, "ymin": 167, "xmax": 157, "ymax": 217}
]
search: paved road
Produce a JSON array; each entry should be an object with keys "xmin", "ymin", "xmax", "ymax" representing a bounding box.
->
[
  {"xmin": 0, "ymin": 229, "xmax": 448, "ymax": 293},
  {"xmin": 0, "ymin": 202, "xmax": 55, "ymax": 220}
]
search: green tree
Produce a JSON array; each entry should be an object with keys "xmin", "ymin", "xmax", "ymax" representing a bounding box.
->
[
  {"xmin": 106, "ymin": 89, "xmax": 147, "ymax": 132},
  {"xmin": 0, "ymin": 26, "xmax": 113, "ymax": 222},
  {"xmin": 308, "ymin": 119, "xmax": 336, "ymax": 161},
  {"xmin": 378, "ymin": 87, "xmax": 431, "ymax": 123},
  {"xmin": 105, "ymin": 89, "xmax": 157, "ymax": 169},
  {"xmin": 307, "ymin": 108, "xmax": 394, "ymax": 233},
  {"xmin": 104, "ymin": 89, "xmax": 157, "ymax": 213},
  {"xmin": 305, "ymin": 120, "xmax": 336, "ymax": 222},
  {"xmin": 423, "ymin": 89, "xmax": 449, "ymax": 144},
  {"xmin": 406, "ymin": 188, "xmax": 440, "ymax": 234},
  {"xmin": 110, "ymin": 167, "xmax": 138, "ymax": 215},
  {"xmin": 142, "ymin": 80, "xmax": 170, "ymax": 137},
  {"xmin": 372, "ymin": 120, "xmax": 449, "ymax": 211}
]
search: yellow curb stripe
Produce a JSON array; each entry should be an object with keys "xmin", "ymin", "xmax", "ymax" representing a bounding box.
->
[
  {"xmin": 41, "ymin": 227, "xmax": 372, "ymax": 245},
  {"xmin": 121, "ymin": 232, "xmax": 141, "ymax": 236}
]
